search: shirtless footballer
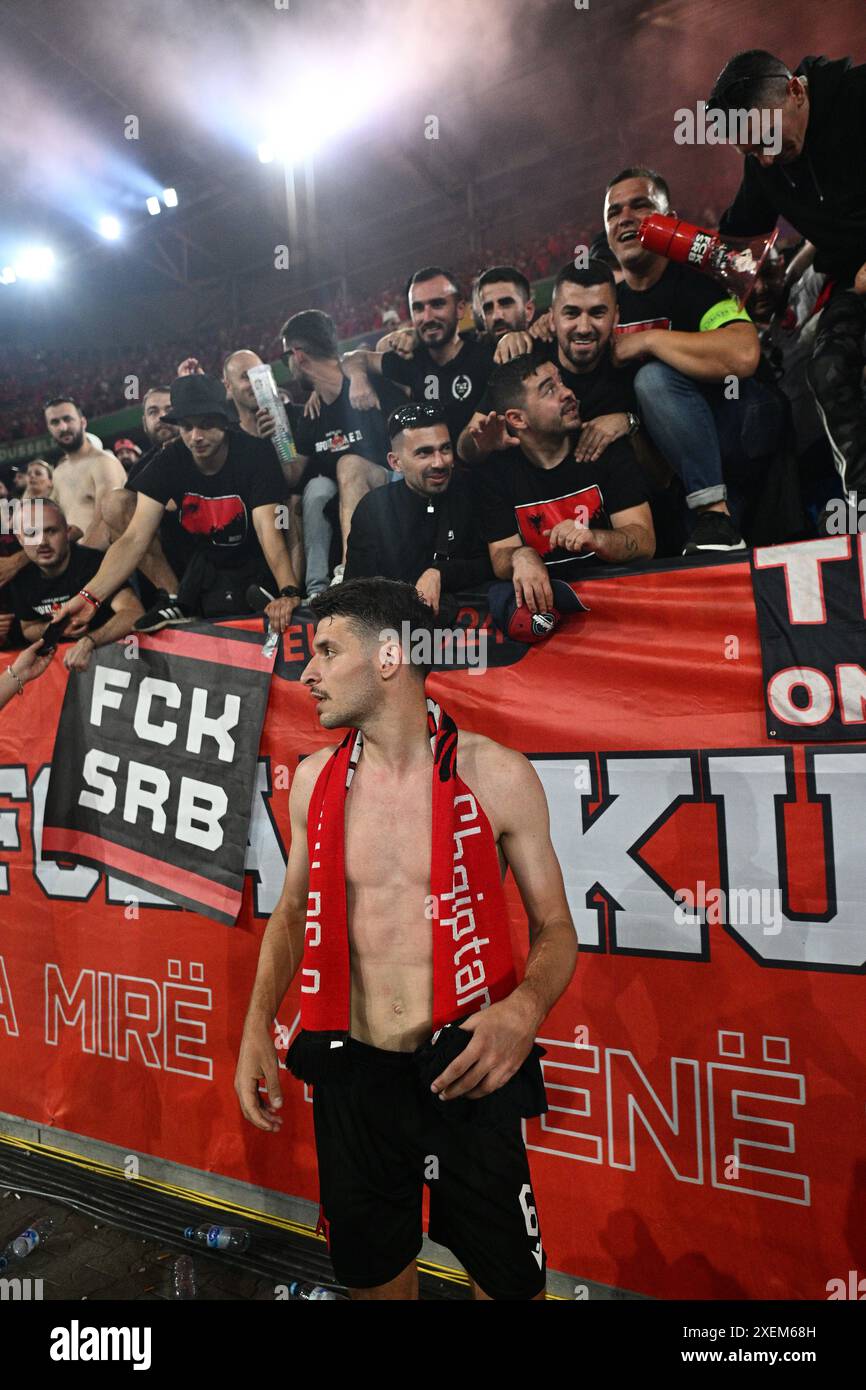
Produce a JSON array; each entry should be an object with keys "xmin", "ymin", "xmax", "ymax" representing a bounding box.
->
[{"xmin": 235, "ymin": 577, "xmax": 577, "ymax": 1301}]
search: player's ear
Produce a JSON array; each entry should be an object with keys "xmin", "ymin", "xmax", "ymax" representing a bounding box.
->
[{"xmin": 386, "ymin": 450, "xmax": 400, "ymax": 473}]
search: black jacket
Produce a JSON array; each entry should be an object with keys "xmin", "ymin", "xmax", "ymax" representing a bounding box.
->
[
  {"xmin": 719, "ymin": 55, "xmax": 866, "ymax": 283},
  {"xmin": 344, "ymin": 472, "xmax": 493, "ymax": 591}
]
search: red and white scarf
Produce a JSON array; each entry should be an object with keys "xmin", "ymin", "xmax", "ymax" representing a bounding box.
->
[{"xmin": 299, "ymin": 699, "xmax": 517, "ymax": 1040}]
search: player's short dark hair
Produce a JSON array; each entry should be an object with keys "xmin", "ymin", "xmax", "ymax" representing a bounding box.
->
[
  {"xmin": 387, "ymin": 402, "xmax": 449, "ymax": 442},
  {"xmin": 43, "ymin": 395, "xmax": 83, "ymax": 415},
  {"xmin": 553, "ymin": 260, "xmax": 617, "ymax": 299},
  {"xmin": 279, "ymin": 309, "xmax": 340, "ymax": 360},
  {"xmin": 605, "ymin": 166, "xmax": 671, "ymax": 211},
  {"xmin": 309, "ymin": 577, "xmax": 436, "ymax": 680},
  {"xmin": 485, "ymin": 350, "xmax": 550, "ymax": 416},
  {"xmin": 406, "ymin": 266, "xmax": 460, "ymax": 298},
  {"xmin": 473, "ymin": 265, "xmax": 531, "ymax": 302},
  {"xmin": 707, "ymin": 50, "xmax": 792, "ymax": 112}
]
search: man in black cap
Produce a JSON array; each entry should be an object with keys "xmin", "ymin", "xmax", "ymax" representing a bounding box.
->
[
  {"xmin": 343, "ymin": 403, "xmax": 492, "ymax": 614},
  {"xmin": 54, "ymin": 375, "xmax": 302, "ymax": 635},
  {"xmin": 708, "ymin": 49, "xmax": 866, "ymax": 510}
]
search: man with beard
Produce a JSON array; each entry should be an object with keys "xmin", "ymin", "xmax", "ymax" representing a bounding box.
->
[
  {"xmin": 112, "ymin": 439, "xmax": 141, "ymax": 472},
  {"xmin": 344, "ymin": 268, "xmax": 497, "ymax": 444},
  {"xmin": 102, "ymin": 385, "xmax": 186, "ymax": 596},
  {"xmin": 476, "ymin": 353, "xmax": 654, "ymax": 613},
  {"xmin": 278, "ymin": 312, "xmax": 405, "ymax": 594},
  {"xmin": 343, "ymin": 403, "xmax": 492, "ymax": 612},
  {"xmin": 461, "ymin": 263, "xmax": 639, "ymax": 465},
  {"xmin": 472, "ymin": 266, "xmax": 536, "ymax": 342},
  {"xmin": 43, "ymin": 397, "xmax": 127, "ymax": 549}
]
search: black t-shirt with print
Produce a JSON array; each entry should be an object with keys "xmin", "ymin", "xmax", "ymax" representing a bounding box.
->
[
  {"xmin": 381, "ymin": 333, "xmax": 496, "ymax": 439},
  {"xmin": 615, "ymin": 261, "xmax": 751, "ymax": 336},
  {"xmin": 131, "ymin": 430, "xmax": 287, "ymax": 570},
  {"xmin": 477, "ymin": 343, "xmax": 635, "ymax": 421},
  {"xmin": 9, "ymin": 543, "xmax": 115, "ymax": 632},
  {"xmin": 291, "ymin": 376, "xmax": 407, "ymax": 478},
  {"xmin": 477, "ymin": 438, "xmax": 648, "ymax": 579}
]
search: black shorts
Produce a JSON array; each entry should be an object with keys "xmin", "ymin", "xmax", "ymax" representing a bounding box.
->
[{"xmin": 311, "ymin": 1038, "xmax": 546, "ymax": 1299}]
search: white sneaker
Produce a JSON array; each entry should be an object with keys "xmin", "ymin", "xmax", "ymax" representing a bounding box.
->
[{"xmin": 329, "ymin": 564, "xmax": 345, "ymax": 586}]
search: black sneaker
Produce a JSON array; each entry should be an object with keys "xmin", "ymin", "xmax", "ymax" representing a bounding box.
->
[
  {"xmin": 134, "ymin": 597, "xmax": 194, "ymax": 633},
  {"xmin": 683, "ymin": 511, "xmax": 747, "ymax": 555}
]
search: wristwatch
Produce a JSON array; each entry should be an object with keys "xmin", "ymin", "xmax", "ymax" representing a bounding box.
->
[
  {"xmin": 626, "ymin": 411, "xmax": 640, "ymax": 436},
  {"xmin": 279, "ymin": 585, "xmax": 303, "ymax": 598}
]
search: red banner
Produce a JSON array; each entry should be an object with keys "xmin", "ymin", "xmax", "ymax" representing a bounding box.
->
[{"xmin": 1, "ymin": 552, "xmax": 863, "ymax": 1299}]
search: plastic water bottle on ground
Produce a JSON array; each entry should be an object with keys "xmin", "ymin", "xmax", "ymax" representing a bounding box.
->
[
  {"xmin": 0, "ymin": 1216, "xmax": 55, "ymax": 1270},
  {"xmin": 184, "ymin": 1224, "xmax": 251, "ymax": 1252},
  {"xmin": 287, "ymin": 1279, "xmax": 345, "ymax": 1300}
]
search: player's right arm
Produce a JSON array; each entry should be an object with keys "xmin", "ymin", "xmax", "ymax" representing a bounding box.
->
[{"xmin": 234, "ymin": 748, "xmax": 331, "ymax": 1132}]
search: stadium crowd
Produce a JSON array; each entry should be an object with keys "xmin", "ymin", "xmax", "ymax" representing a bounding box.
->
[{"xmin": 0, "ymin": 48, "xmax": 863, "ymax": 659}]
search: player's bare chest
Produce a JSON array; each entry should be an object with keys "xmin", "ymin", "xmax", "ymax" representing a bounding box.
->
[{"xmin": 344, "ymin": 767, "xmax": 432, "ymax": 888}]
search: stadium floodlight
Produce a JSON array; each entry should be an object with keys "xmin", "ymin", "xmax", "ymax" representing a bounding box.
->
[
  {"xmin": 257, "ymin": 143, "xmax": 274, "ymax": 164},
  {"xmin": 0, "ymin": 266, "xmax": 16, "ymax": 285},
  {"xmin": 98, "ymin": 215, "xmax": 121, "ymax": 241},
  {"xmin": 14, "ymin": 247, "xmax": 55, "ymax": 280},
  {"xmin": 163, "ymin": 187, "xmax": 178, "ymax": 208},
  {"xmin": 146, "ymin": 196, "xmax": 161, "ymax": 216}
]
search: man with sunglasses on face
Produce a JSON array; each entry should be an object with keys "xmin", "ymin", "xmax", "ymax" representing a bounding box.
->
[{"xmin": 709, "ymin": 48, "xmax": 866, "ymax": 520}]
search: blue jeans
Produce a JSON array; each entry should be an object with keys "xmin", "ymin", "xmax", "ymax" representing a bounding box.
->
[
  {"xmin": 302, "ymin": 474, "xmax": 338, "ymax": 596},
  {"xmin": 634, "ymin": 361, "xmax": 785, "ymax": 511}
]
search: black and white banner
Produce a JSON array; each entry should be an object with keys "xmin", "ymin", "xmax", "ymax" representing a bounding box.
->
[
  {"xmin": 42, "ymin": 626, "xmax": 276, "ymax": 923},
  {"xmin": 752, "ymin": 537, "xmax": 866, "ymax": 741}
]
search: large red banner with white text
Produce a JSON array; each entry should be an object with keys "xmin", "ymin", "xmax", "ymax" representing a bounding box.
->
[{"xmin": 1, "ymin": 554, "xmax": 864, "ymax": 1299}]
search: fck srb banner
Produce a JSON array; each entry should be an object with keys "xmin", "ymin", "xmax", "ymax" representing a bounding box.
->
[
  {"xmin": 1, "ymin": 560, "xmax": 865, "ymax": 1300},
  {"xmin": 41, "ymin": 626, "xmax": 275, "ymax": 924},
  {"xmin": 752, "ymin": 537, "xmax": 866, "ymax": 741}
]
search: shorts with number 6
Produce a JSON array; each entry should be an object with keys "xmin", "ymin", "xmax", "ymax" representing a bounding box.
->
[{"xmin": 311, "ymin": 1038, "xmax": 546, "ymax": 1299}]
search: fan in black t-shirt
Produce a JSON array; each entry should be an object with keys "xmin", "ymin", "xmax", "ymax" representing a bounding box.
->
[
  {"xmin": 290, "ymin": 376, "xmax": 409, "ymax": 478},
  {"xmin": 50, "ymin": 375, "xmax": 301, "ymax": 635},
  {"xmin": 459, "ymin": 262, "xmax": 639, "ymax": 467},
  {"xmin": 342, "ymin": 268, "xmax": 498, "ymax": 442},
  {"xmin": 132, "ymin": 429, "xmax": 288, "ymax": 570},
  {"xmin": 477, "ymin": 354, "xmax": 655, "ymax": 602},
  {"xmin": 8, "ymin": 503, "xmax": 141, "ymax": 671}
]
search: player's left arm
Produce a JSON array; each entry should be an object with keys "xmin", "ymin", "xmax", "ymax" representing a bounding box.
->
[{"xmin": 433, "ymin": 748, "xmax": 577, "ymax": 1101}]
